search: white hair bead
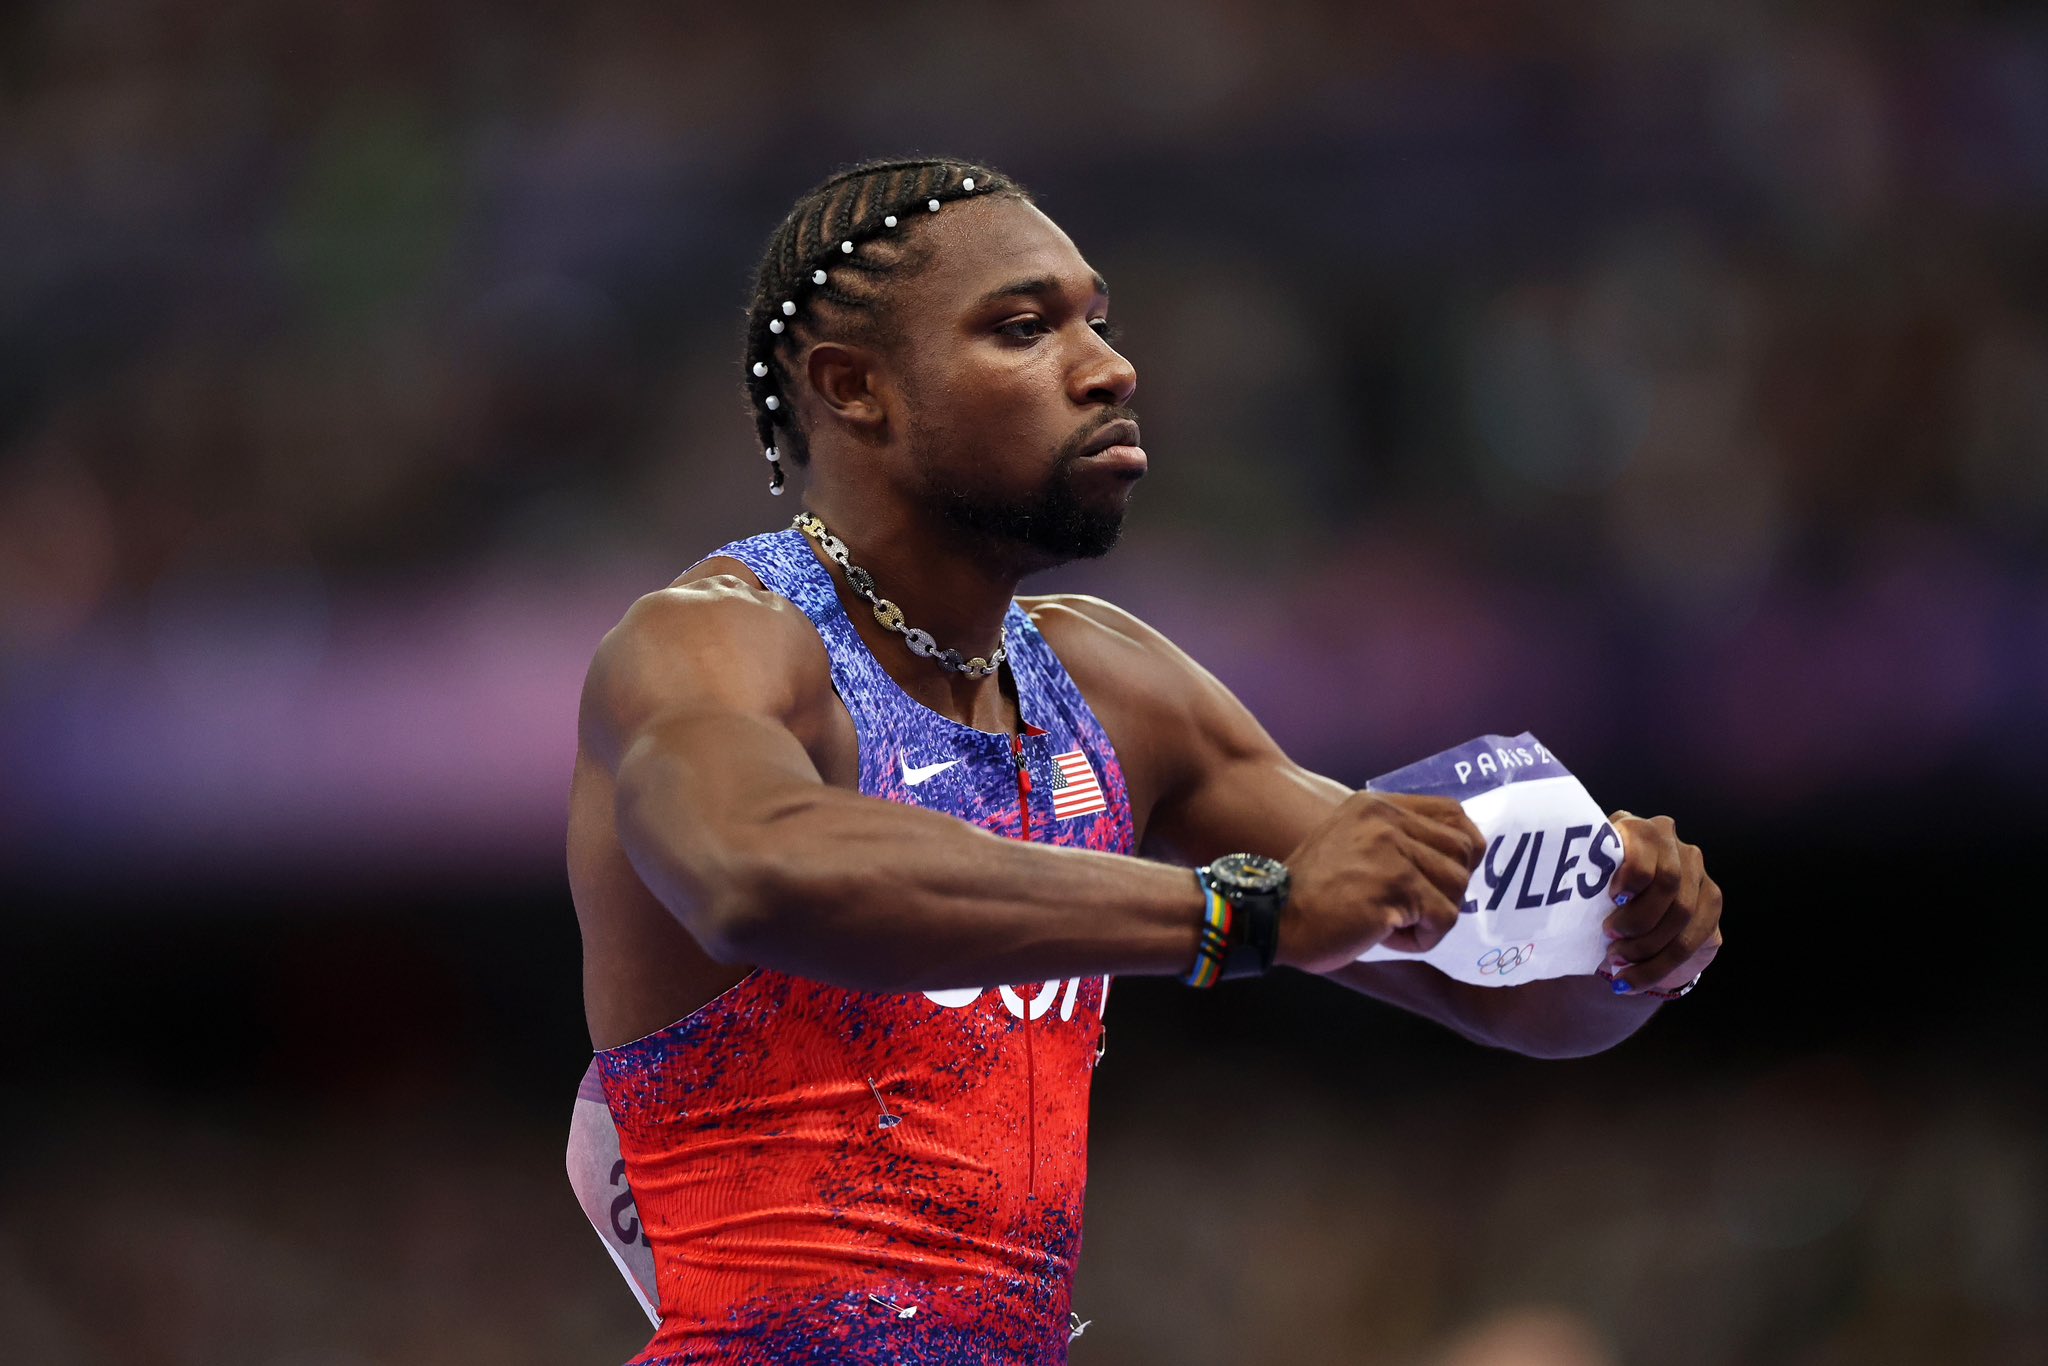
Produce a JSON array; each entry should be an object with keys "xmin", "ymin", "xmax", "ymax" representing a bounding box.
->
[
  {"xmin": 812, "ymin": 268, "xmax": 826, "ymax": 284},
  {"xmin": 781, "ymin": 300, "xmax": 796, "ymax": 316},
  {"xmin": 764, "ymin": 446, "xmax": 778, "ymax": 461},
  {"xmin": 962, "ymin": 177, "xmax": 975, "ymax": 190},
  {"xmin": 883, "ymin": 214, "xmax": 897, "ymax": 228},
  {"xmin": 841, "ymin": 240, "xmax": 853, "ymax": 253},
  {"xmin": 927, "ymin": 198, "xmax": 940, "ymax": 212},
  {"xmin": 752, "ymin": 361, "xmax": 767, "ymax": 377},
  {"xmin": 769, "ymin": 318, "xmax": 784, "ymax": 333},
  {"xmin": 764, "ymin": 395, "xmax": 780, "ymax": 411}
]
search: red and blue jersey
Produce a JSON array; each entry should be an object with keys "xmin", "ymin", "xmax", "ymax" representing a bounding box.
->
[{"xmin": 592, "ymin": 528, "xmax": 1136, "ymax": 1365}]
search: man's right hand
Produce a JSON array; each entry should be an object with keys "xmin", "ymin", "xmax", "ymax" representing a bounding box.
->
[{"xmin": 1275, "ymin": 792, "xmax": 1485, "ymax": 973}]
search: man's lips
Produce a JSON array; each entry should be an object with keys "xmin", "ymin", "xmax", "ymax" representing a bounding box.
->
[{"xmin": 1076, "ymin": 419, "xmax": 1146, "ymax": 475}]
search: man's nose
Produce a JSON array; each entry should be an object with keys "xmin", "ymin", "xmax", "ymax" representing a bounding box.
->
[{"xmin": 1071, "ymin": 334, "xmax": 1136, "ymax": 408}]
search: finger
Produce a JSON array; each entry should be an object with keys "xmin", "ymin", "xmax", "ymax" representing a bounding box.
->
[
  {"xmin": 1612, "ymin": 924, "xmax": 1722, "ymax": 994},
  {"xmin": 1387, "ymin": 799, "xmax": 1486, "ymax": 872},
  {"xmin": 1607, "ymin": 848, "xmax": 1705, "ymax": 968},
  {"xmin": 1604, "ymin": 814, "xmax": 1682, "ymax": 938},
  {"xmin": 1605, "ymin": 810, "xmax": 1657, "ymax": 895},
  {"xmin": 1402, "ymin": 833, "xmax": 1478, "ymax": 904},
  {"xmin": 1610, "ymin": 881, "xmax": 1722, "ymax": 993},
  {"xmin": 1376, "ymin": 878, "xmax": 1464, "ymax": 955}
]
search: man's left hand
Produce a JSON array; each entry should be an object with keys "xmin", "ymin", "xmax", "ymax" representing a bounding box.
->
[{"xmin": 1602, "ymin": 812, "xmax": 1723, "ymax": 995}]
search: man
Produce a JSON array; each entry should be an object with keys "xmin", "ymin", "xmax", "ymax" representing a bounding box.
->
[{"xmin": 566, "ymin": 157, "xmax": 1722, "ymax": 1365}]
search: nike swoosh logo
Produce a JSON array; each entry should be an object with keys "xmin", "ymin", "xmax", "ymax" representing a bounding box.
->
[{"xmin": 902, "ymin": 757, "xmax": 963, "ymax": 786}]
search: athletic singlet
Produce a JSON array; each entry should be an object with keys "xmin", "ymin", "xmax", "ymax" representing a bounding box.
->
[{"xmin": 593, "ymin": 528, "xmax": 1136, "ymax": 1366}]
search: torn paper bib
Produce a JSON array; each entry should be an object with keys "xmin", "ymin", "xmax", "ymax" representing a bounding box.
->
[
  {"xmin": 1357, "ymin": 733, "xmax": 1619, "ymax": 986},
  {"xmin": 567, "ymin": 1061, "xmax": 662, "ymax": 1326}
]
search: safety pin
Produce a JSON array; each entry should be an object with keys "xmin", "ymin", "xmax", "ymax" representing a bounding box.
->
[
  {"xmin": 865, "ymin": 1077, "xmax": 902, "ymax": 1130},
  {"xmin": 1070, "ymin": 1312, "xmax": 1092, "ymax": 1341},
  {"xmin": 867, "ymin": 1293, "xmax": 918, "ymax": 1319}
]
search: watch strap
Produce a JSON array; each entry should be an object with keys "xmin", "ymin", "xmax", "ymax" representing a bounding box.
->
[
  {"xmin": 1220, "ymin": 875, "xmax": 1283, "ymax": 980},
  {"xmin": 1183, "ymin": 865, "xmax": 1284, "ymax": 988},
  {"xmin": 1183, "ymin": 873, "xmax": 1232, "ymax": 989}
]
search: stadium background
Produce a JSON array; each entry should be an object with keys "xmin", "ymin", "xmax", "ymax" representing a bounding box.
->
[{"xmin": 2, "ymin": 2, "xmax": 2043, "ymax": 1362}]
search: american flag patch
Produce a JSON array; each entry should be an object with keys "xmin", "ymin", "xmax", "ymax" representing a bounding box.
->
[{"xmin": 1048, "ymin": 749, "xmax": 1108, "ymax": 821}]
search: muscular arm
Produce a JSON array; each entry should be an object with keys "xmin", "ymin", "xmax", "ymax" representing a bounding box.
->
[
  {"xmin": 582, "ymin": 578, "xmax": 1209, "ymax": 994},
  {"xmin": 1036, "ymin": 596, "xmax": 1667, "ymax": 1059}
]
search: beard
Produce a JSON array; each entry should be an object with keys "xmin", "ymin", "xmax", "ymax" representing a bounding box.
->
[{"xmin": 909, "ymin": 412, "xmax": 1138, "ymax": 566}]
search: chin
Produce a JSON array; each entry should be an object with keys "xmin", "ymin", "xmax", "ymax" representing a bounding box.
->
[
  {"xmin": 1065, "ymin": 516, "xmax": 1127, "ymax": 560},
  {"xmin": 925, "ymin": 469, "xmax": 1134, "ymax": 567},
  {"xmin": 1019, "ymin": 511, "xmax": 1125, "ymax": 565}
]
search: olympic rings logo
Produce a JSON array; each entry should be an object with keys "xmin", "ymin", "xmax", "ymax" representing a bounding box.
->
[{"xmin": 1477, "ymin": 944, "xmax": 1537, "ymax": 976}]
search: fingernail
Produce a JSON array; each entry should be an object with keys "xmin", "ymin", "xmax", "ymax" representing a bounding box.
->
[
  {"xmin": 1614, "ymin": 892, "xmax": 1632, "ymax": 907},
  {"xmin": 1611, "ymin": 977, "xmax": 1633, "ymax": 995}
]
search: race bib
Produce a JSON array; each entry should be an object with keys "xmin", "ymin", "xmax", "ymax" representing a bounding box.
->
[
  {"xmin": 1357, "ymin": 732, "xmax": 1618, "ymax": 987},
  {"xmin": 567, "ymin": 1061, "xmax": 662, "ymax": 1326}
]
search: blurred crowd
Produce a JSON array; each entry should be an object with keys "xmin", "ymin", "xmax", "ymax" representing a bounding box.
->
[
  {"xmin": 7, "ymin": 2, "xmax": 2048, "ymax": 873},
  {"xmin": 7, "ymin": 4, "xmax": 2048, "ymax": 871},
  {"xmin": 4, "ymin": 0, "xmax": 2046, "ymax": 648}
]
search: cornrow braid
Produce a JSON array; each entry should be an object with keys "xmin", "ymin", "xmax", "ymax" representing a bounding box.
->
[{"xmin": 741, "ymin": 156, "xmax": 1032, "ymax": 494}]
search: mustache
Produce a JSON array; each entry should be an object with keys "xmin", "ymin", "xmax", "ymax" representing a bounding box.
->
[{"xmin": 1057, "ymin": 406, "xmax": 1143, "ymax": 464}]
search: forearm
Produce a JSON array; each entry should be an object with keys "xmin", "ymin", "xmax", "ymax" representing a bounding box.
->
[
  {"xmin": 619, "ymin": 764, "xmax": 1206, "ymax": 993},
  {"xmin": 1321, "ymin": 961, "xmax": 1661, "ymax": 1059}
]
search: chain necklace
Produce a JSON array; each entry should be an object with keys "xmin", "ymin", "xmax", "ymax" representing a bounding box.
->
[{"xmin": 792, "ymin": 512, "xmax": 1008, "ymax": 679}]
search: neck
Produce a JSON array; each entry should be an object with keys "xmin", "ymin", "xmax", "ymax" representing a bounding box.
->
[{"xmin": 799, "ymin": 494, "xmax": 1029, "ymax": 725}]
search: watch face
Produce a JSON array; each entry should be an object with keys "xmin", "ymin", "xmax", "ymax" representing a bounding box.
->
[{"xmin": 1212, "ymin": 852, "xmax": 1288, "ymax": 893}]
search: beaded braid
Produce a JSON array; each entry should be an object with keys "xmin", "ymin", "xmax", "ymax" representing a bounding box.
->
[{"xmin": 741, "ymin": 157, "xmax": 1031, "ymax": 494}]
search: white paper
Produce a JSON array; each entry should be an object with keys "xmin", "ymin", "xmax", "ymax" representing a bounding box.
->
[
  {"xmin": 1357, "ymin": 733, "xmax": 1618, "ymax": 986},
  {"xmin": 566, "ymin": 1060, "xmax": 662, "ymax": 1326}
]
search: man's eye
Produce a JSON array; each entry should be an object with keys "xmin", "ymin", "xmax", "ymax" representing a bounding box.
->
[{"xmin": 995, "ymin": 318, "xmax": 1121, "ymax": 343}]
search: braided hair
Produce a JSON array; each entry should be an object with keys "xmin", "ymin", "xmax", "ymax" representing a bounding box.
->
[{"xmin": 741, "ymin": 157, "xmax": 1032, "ymax": 493}]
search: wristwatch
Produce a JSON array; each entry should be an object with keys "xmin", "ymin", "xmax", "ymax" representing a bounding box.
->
[{"xmin": 1186, "ymin": 852, "xmax": 1290, "ymax": 986}]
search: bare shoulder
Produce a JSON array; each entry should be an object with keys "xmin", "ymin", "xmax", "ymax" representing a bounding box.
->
[
  {"xmin": 1018, "ymin": 593, "xmax": 1205, "ymax": 712},
  {"xmin": 1019, "ymin": 593, "xmax": 1220, "ymax": 712},
  {"xmin": 580, "ymin": 557, "xmax": 833, "ymax": 770},
  {"xmin": 1021, "ymin": 590, "xmax": 1283, "ymax": 764},
  {"xmin": 1020, "ymin": 591, "xmax": 1159, "ymax": 642}
]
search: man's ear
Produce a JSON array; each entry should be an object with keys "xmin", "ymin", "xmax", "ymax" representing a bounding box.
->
[{"xmin": 804, "ymin": 341, "xmax": 890, "ymax": 440}]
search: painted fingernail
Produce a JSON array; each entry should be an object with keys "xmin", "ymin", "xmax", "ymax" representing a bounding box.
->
[
  {"xmin": 1611, "ymin": 976, "xmax": 1633, "ymax": 994},
  {"xmin": 1614, "ymin": 892, "xmax": 1632, "ymax": 907}
]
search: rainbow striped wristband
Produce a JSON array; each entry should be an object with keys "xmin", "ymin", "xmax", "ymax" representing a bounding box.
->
[{"xmin": 1182, "ymin": 872, "xmax": 1235, "ymax": 989}]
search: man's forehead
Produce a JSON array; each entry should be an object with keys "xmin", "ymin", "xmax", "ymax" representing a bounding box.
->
[{"xmin": 914, "ymin": 198, "xmax": 1107, "ymax": 308}]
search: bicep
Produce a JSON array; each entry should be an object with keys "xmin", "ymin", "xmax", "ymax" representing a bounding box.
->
[
  {"xmin": 580, "ymin": 577, "xmax": 824, "ymax": 777},
  {"xmin": 614, "ymin": 706, "xmax": 829, "ymax": 862},
  {"xmin": 1137, "ymin": 638, "xmax": 1348, "ymax": 864},
  {"xmin": 1033, "ymin": 593, "xmax": 1354, "ymax": 866},
  {"xmin": 580, "ymin": 583, "xmax": 841, "ymax": 930}
]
